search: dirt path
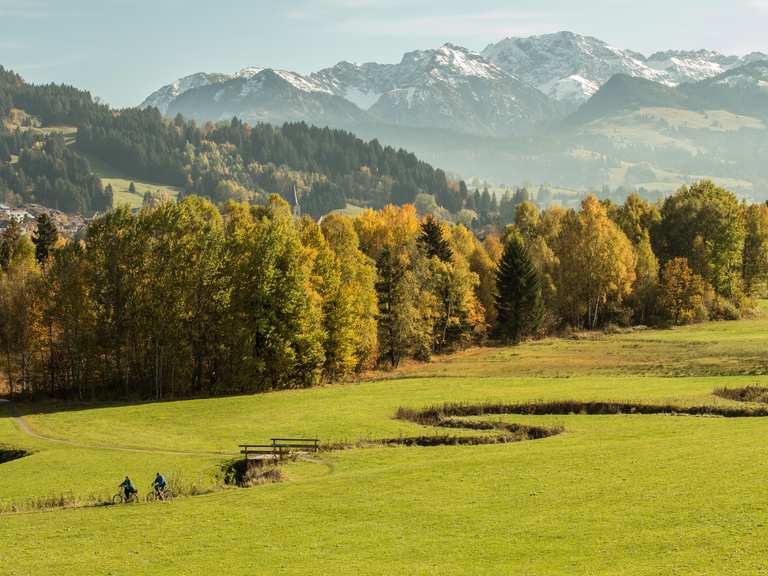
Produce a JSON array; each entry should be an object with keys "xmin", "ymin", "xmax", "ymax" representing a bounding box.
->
[{"xmin": 4, "ymin": 403, "xmax": 236, "ymax": 458}]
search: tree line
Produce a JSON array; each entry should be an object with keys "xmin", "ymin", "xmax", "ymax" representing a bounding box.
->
[
  {"xmin": 2, "ymin": 179, "xmax": 765, "ymax": 400},
  {"xmin": 0, "ymin": 196, "xmax": 491, "ymax": 399},
  {"xmin": 494, "ymin": 180, "xmax": 762, "ymax": 343}
]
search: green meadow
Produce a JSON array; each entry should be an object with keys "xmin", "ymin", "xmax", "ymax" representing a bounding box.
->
[
  {"xmin": 3, "ymin": 312, "xmax": 768, "ymax": 574},
  {"xmin": 81, "ymin": 152, "xmax": 181, "ymax": 210}
]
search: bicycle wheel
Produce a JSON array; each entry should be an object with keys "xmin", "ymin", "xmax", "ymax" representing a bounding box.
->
[
  {"xmin": 145, "ymin": 491, "xmax": 156, "ymax": 503},
  {"xmin": 112, "ymin": 493, "xmax": 124, "ymax": 504},
  {"xmin": 162, "ymin": 489, "xmax": 174, "ymax": 502}
]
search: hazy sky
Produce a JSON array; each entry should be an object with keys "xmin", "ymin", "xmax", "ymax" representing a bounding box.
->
[{"xmin": 3, "ymin": 0, "xmax": 768, "ymax": 107}]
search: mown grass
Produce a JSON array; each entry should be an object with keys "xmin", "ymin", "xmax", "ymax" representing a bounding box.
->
[
  {"xmin": 0, "ymin": 406, "xmax": 223, "ymax": 510},
  {"xmin": 3, "ymin": 312, "xmax": 768, "ymax": 574},
  {"xmin": 81, "ymin": 153, "xmax": 181, "ymax": 210}
]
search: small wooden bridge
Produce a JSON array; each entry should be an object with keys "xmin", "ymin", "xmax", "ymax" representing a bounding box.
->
[{"xmin": 240, "ymin": 438, "xmax": 320, "ymax": 466}]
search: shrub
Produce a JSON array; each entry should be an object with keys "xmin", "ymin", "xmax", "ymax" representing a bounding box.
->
[{"xmin": 708, "ymin": 296, "xmax": 740, "ymax": 321}]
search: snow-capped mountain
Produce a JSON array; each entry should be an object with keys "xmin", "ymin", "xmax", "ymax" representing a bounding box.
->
[
  {"xmin": 481, "ymin": 32, "xmax": 665, "ymax": 105},
  {"xmin": 482, "ymin": 32, "xmax": 768, "ymax": 107},
  {"xmin": 571, "ymin": 61, "xmax": 768, "ymax": 126},
  {"xmin": 313, "ymin": 44, "xmax": 555, "ymax": 135},
  {"xmin": 704, "ymin": 60, "xmax": 768, "ymax": 90},
  {"xmin": 144, "ymin": 44, "xmax": 554, "ymax": 136},
  {"xmin": 140, "ymin": 33, "xmax": 768, "ymax": 136},
  {"xmin": 164, "ymin": 67, "xmax": 367, "ymax": 127},
  {"xmin": 311, "ymin": 61, "xmax": 395, "ymax": 110},
  {"xmin": 683, "ymin": 61, "xmax": 768, "ymax": 119},
  {"xmin": 140, "ymin": 72, "xmax": 232, "ymax": 114}
]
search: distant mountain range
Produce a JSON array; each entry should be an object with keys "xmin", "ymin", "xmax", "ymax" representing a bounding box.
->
[
  {"xmin": 142, "ymin": 43, "xmax": 556, "ymax": 136},
  {"xmin": 141, "ymin": 31, "xmax": 767, "ymax": 134},
  {"xmin": 140, "ymin": 31, "xmax": 768, "ymax": 199}
]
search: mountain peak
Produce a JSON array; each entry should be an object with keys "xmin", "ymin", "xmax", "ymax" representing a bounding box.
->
[
  {"xmin": 140, "ymin": 71, "xmax": 232, "ymax": 113},
  {"xmin": 236, "ymin": 66, "xmax": 265, "ymax": 79},
  {"xmin": 482, "ymin": 33, "xmax": 765, "ymax": 106}
]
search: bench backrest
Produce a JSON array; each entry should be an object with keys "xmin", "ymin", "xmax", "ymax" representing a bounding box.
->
[{"xmin": 239, "ymin": 438, "xmax": 319, "ymax": 456}]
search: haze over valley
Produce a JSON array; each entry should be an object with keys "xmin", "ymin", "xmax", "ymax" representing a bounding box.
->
[{"xmin": 142, "ymin": 32, "xmax": 768, "ymax": 201}]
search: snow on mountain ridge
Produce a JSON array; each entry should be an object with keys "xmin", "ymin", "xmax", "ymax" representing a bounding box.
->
[
  {"xmin": 482, "ymin": 31, "xmax": 766, "ymax": 105},
  {"xmin": 311, "ymin": 42, "xmax": 553, "ymax": 135},
  {"xmin": 140, "ymin": 32, "xmax": 768, "ymax": 136},
  {"xmin": 481, "ymin": 31, "xmax": 669, "ymax": 105},
  {"xmin": 235, "ymin": 66, "xmax": 264, "ymax": 79},
  {"xmin": 140, "ymin": 72, "xmax": 232, "ymax": 113}
]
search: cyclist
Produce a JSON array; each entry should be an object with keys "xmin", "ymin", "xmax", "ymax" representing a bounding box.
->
[
  {"xmin": 152, "ymin": 472, "xmax": 167, "ymax": 497},
  {"xmin": 119, "ymin": 476, "xmax": 137, "ymax": 501}
]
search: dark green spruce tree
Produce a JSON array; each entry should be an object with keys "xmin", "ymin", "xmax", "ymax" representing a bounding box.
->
[
  {"xmin": 419, "ymin": 216, "xmax": 453, "ymax": 262},
  {"xmin": 494, "ymin": 230, "xmax": 543, "ymax": 344},
  {"xmin": 375, "ymin": 247, "xmax": 418, "ymax": 368},
  {"xmin": 32, "ymin": 213, "xmax": 59, "ymax": 265}
]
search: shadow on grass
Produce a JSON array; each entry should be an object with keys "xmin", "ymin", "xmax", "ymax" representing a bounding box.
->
[{"xmin": 0, "ymin": 447, "xmax": 29, "ymax": 464}]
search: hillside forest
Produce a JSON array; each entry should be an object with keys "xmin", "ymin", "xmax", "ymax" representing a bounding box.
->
[{"xmin": 0, "ymin": 66, "xmax": 479, "ymax": 221}]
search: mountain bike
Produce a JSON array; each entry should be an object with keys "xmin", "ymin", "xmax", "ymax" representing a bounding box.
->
[
  {"xmin": 112, "ymin": 490, "xmax": 139, "ymax": 504},
  {"xmin": 145, "ymin": 486, "xmax": 174, "ymax": 503}
]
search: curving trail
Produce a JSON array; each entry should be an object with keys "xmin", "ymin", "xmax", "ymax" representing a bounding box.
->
[{"xmin": 3, "ymin": 403, "xmax": 236, "ymax": 458}]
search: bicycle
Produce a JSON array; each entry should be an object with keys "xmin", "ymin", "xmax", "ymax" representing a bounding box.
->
[
  {"xmin": 112, "ymin": 490, "xmax": 139, "ymax": 504},
  {"xmin": 145, "ymin": 486, "xmax": 174, "ymax": 503}
]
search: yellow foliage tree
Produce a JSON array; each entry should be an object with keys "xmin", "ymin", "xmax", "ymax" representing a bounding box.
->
[
  {"xmin": 554, "ymin": 196, "xmax": 637, "ymax": 328},
  {"xmin": 658, "ymin": 257, "xmax": 706, "ymax": 325}
]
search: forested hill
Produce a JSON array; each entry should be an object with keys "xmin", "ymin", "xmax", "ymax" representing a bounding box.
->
[{"xmin": 0, "ymin": 66, "xmax": 468, "ymax": 217}]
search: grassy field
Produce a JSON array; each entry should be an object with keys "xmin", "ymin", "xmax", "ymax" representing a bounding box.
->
[
  {"xmin": 3, "ymin": 313, "xmax": 768, "ymax": 574},
  {"xmin": 82, "ymin": 153, "xmax": 181, "ymax": 210},
  {"xmin": 5, "ymin": 108, "xmax": 180, "ymax": 209}
]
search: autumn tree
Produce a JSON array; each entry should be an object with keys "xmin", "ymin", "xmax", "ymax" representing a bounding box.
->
[
  {"xmin": 742, "ymin": 203, "xmax": 768, "ymax": 296},
  {"xmin": 614, "ymin": 193, "xmax": 661, "ymax": 245},
  {"xmin": 658, "ymin": 258, "xmax": 706, "ymax": 325},
  {"xmin": 321, "ymin": 214, "xmax": 378, "ymax": 370},
  {"xmin": 468, "ymin": 233, "xmax": 500, "ymax": 329},
  {"xmin": 554, "ymin": 196, "xmax": 637, "ymax": 328},
  {"xmin": 0, "ymin": 240, "xmax": 43, "ymax": 397},
  {"xmin": 0, "ymin": 218, "xmax": 22, "ymax": 271},
  {"xmin": 84, "ymin": 207, "xmax": 141, "ymax": 393},
  {"xmin": 302, "ymin": 218, "xmax": 360, "ymax": 380},
  {"xmin": 356, "ymin": 205, "xmax": 432, "ymax": 364},
  {"xmin": 514, "ymin": 201, "xmax": 541, "ymax": 243},
  {"xmin": 45, "ymin": 241, "xmax": 96, "ymax": 398},
  {"xmin": 632, "ymin": 231, "xmax": 660, "ymax": 323},
  {"xmin": 655, "ymin": 181, "xmax": 745, "ymax": 298},
  {"xmin": 224, "ymin": 196, "xmax": 325, "ymax": 390}
]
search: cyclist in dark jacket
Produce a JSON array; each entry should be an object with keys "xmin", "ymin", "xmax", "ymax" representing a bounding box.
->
[
  {"xmin": 119, "ymin": 476, "xmax": 137, "ymax": 500},
  {"xmin": 153, "ymin": 472, "xmax": 167, "ymax": 495}
]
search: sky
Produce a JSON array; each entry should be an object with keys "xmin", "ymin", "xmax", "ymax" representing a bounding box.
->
[{"xmin": 2, "ymin": 0, "xmax": 768, "ymax": 107}]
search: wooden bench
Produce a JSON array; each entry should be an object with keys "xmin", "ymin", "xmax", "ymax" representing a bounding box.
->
[{"xmin": 239, "ymin": 438, "xmax": 319, "ymax": 465}]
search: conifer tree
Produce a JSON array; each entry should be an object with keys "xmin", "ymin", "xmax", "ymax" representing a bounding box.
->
[
  {"xmin": 419, "ymin": 216, "xmax": 452, "ymax": 262},
  {"xmin": 375, "ymin": 247, "xmax": 418, "ymax": 367},
  {"xmin": 32, "ymin": 213, "xmax": 59, "ymax": 265},
  {"xmin": 494, "ymin": 230, "xmax": 543, "ymax": 344}
]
